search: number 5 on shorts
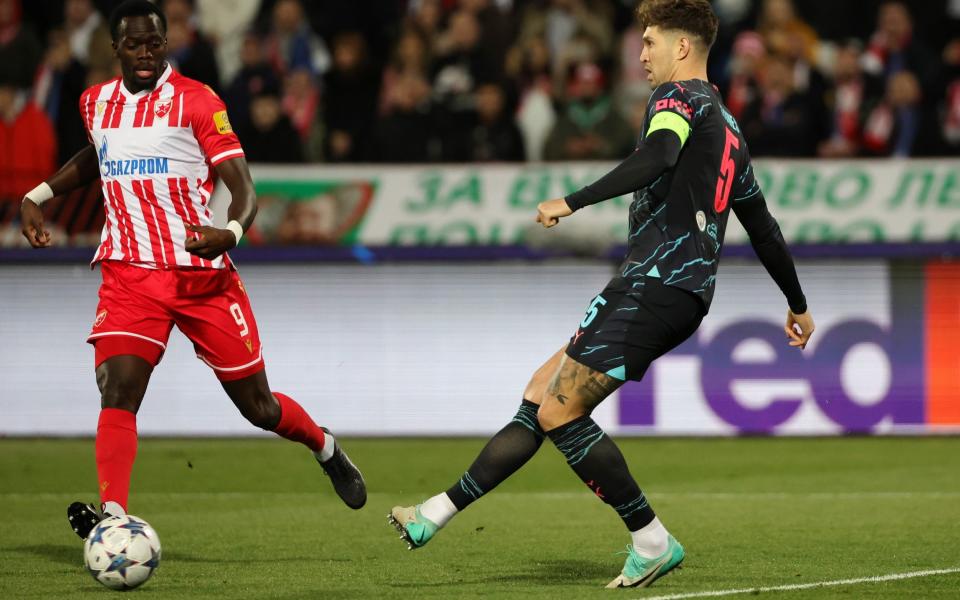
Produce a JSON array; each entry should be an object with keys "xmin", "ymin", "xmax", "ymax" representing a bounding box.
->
[
  {"xmin": 580, "ymin": 295, "xmax": 607, "ymax": 327},
  {"xmin": 229, "ymin": 303, "xmax": 249, "ymax": 337}
]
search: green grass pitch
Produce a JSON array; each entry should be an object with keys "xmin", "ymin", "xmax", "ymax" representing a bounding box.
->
[{"xmin": 1, "ymin": 437, "xmax": 959, "ymax": 598}]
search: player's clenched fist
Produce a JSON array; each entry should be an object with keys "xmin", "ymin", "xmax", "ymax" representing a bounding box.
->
[
  {"xmin": 20, "ymin": 198, "xmax": 52, "ymax": 248},
  {"xmin": 184, "ymin": 223, "xmax": 236, "ymax": 260},
  {"xmin": 785, "ymin": 310, "xmax": 815, "ymax": 350},
  {"xmin": 535, "ymin": 198, "xmax": 573, "ymax": 228}
]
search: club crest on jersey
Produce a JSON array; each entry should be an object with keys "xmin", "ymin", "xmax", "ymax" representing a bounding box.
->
[
  {"xmin": 213, "ymin": 110, "xmax": 233, "ymax": 134},
  {"xmin": 93, "ymin": 310, "xmax": 107, "ymax": 328},
  {"xmin": 154, "ymin": 99, "xmax": 172, "ymax": 118},
  {"xmin": 95, "ymin": 101, "xmax": 106, "ymax": 117},
  {"xmin": 696, "ymin": 210, "xmax": 706, "ymax": 231}
]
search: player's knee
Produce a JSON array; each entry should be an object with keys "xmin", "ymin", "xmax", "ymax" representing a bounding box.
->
[
  {"xmin": 99, "ymin": 377, "xmax": 146, "ymax": 412},
  {"xmin": 537, "ymin": 399, "xmax": 581, "ymax": 432},
  {"xmin": 241, "ymin": 391, "xmax": 281, "ymax": 431},
  {"xmin": 523, "ymin": 374, "xmax": 547, "ymax": 405}
]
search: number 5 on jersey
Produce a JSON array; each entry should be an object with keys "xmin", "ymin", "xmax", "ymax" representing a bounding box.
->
[
  {"xmin": 581, "ymin": 295, "xmax": 607, "ymax": 328},
  {"xmin": 714, "ymin": 127, "xmax": 740, "ymax": 213}
]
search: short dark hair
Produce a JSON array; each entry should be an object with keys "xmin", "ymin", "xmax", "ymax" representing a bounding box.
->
[
  {"xmin": 109, "ymin": 0, "xmax": 167, "ymax": 42},
  {"xmin": 636, "ymin": 0, "xmax": 719, "ymax": 51}
]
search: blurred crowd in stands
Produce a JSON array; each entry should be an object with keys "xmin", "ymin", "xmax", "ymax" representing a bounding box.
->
[{"xmin": 1, "ymin": 0, "xmax": 959, "ymax": 204}]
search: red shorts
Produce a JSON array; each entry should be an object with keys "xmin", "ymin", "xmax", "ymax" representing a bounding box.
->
[{"xmin": 87, "ymin": 261, "xmax": 265, "ymax": 381}]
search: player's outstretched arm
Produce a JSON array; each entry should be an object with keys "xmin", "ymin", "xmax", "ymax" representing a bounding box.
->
[
  {"xmin": 535, "ymin": 129, "xmax": 683, "ymax": 229},
  {"xmin": 184, "ymin": 156, "xmax": 257, "ymax": 260},
  {"xmin": 732, "ymin": 191, "xmax": 814, "ymax": 349},
  {"xmin": 20, "ymin": 144, "xmax": 100, "ymax": 248}
]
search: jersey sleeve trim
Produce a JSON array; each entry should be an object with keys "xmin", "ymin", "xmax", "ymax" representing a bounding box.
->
[
  {"xmin": 647, "ymin": 111, "xmax": 691, "ymax": 146},
  {"xmin": 209, "ymin": 148, "xmax": 245, "ymax": 165},
  {"xmin": 733, "ymin": 187, "xmax": 761, "ymax": 202}
]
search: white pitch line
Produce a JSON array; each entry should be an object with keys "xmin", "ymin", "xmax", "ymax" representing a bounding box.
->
[
  {"xmin": 487, "ymin": 491, "xmax": 960, "ymax": 501},
  {"xmin": 497, "ymin": 491, "xmax": 960, "ymax": 500},
  {"xmin": 640, "ymin": 568, "xmax": 960, "ymax": 600}
]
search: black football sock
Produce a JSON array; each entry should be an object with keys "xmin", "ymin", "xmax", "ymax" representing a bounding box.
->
[
  {"xmin": 546, "ymin": 415, "xmax": 655, "ymax": 531},
  {"xmin": 444, "ymin": 400, "xmax": 545, "ymax": 511}
]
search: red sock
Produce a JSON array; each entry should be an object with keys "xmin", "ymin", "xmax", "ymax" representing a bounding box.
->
[
  {"xmin": 272, "ymin": 392, "xmax": 326, "ymax": 453},
  {"xmin": 96, "ymin": 408, "xmax": 138, "ymax": 511}
]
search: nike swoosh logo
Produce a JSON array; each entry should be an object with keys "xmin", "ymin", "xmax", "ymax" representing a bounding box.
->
[{"xmin": 630, "ymin": 556, "xmax": 670, "ymax": 587}]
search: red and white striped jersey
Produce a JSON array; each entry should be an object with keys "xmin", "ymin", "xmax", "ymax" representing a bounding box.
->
[{"xmin": 80, "ymin": 64, "xmax": 244, "ymax": 269}]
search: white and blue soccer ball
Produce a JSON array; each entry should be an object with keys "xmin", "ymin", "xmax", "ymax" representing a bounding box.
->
[{"xmin": 83, "ymin": 514, "xmax": 161, "ymax": 590}]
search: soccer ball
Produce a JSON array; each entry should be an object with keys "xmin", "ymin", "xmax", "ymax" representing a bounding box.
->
[{"xmin": 83, "ymin": 514, "xmax": 161, "ymax": 590}]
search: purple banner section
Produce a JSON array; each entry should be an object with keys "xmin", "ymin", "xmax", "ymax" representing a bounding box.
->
[
  {"xmin": 1, "ymin": 242, "xmax": 959, "ymax": 264},
  {"xmin": 618, "ymin": 265, "xmax": 928, "ymax": 434}
]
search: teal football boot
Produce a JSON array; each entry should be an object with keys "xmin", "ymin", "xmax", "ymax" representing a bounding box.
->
[
  {"xmin": 388, "ymin": 505, "xmax": 439, "ymax": 550},
  {"xmin": 606, "ymin": 535, "xmax": 685, "ymax": 588}
]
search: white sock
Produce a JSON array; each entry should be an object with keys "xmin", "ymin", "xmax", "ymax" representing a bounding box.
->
[
  {"xmin": 316, "ymin": 431, "xmax": 336, "ymax": 462},
  {"xmin": 418, "ymin": 493, "xmax": 458, "ymax": 528},
  {"xmin": 102, "ymin": 501, "xmax": 125, "ymax": 517},
  {"xmin": 630, "ymin": 516, "xmax": 669, "ymax": 558}
]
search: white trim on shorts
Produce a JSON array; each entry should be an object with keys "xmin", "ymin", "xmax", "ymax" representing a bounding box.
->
[
  {"xmin": 87, "ymin": 331, "xmax": 168, "ymax": 349},
  {"xmin": 196, "ymin": 347, "xmax": 264, "ymax": 372}
]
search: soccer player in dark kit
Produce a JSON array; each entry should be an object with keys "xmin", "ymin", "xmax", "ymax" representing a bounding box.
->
[{"xmin": 389, "ymin": 0, "xmax": 815, "ymax": 589}]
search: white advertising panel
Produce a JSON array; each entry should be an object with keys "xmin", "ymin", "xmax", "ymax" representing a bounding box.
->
[{"xmin": 0, "ymin": 260, "xmax": 924, "ymax": 436}]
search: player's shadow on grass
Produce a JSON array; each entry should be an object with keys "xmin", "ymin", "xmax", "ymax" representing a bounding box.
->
[
  {"xmin": 11, "ymin": 544, "xmax": 80, "ymax": 567},
  {"xmin": 162, "ymin": 550, "xmax": 351, "ymax": 564},
  {"xmin": 390, "ymin": 559, "xmax": 611, "ymax": 588}
]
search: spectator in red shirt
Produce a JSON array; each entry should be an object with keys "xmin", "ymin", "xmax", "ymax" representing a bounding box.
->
[
  {"xmin": 0, "ymin": 72, "xmax": 56, "ymax": 206},
  {"xmin": 862, "ymin": 1, "xmax": 939, "ymax": 97},
  {"xmin": 723, "ymin": 31, "xmax": 765, "ymax": 120},
  {"xmin": 942, "ymin": 38, "xmax": 960, "ymax": 152},
  {"xmin": 818, "ymin": 40, "xmax": 883, "ymax": 158},
  {"xmin": 862, "ymin": 69, "xmax": 943, "ymax": 157}
]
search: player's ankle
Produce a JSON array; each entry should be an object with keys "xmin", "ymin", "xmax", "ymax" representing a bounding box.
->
[
  {"xmin": 315, "ymin": 431, "xmax": 336, "ymax": 462},
  {"xmin": 419, "ymin": 492, "xmax": 458, "ymax": 528},
  {"xmin": 630, "ymin": 516, "xmax": 669, "ymax": 558},
  {"xmin": 101, "ymin": 501, "xmax": 126, "ymax": 517}
]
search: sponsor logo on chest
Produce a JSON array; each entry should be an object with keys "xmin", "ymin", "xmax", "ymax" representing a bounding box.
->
[{"xmin": 97, "ymin": 135, "xmax": 170, "ymax": 178}]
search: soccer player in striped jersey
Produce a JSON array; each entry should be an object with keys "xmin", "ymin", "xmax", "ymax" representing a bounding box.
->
[
  {"xmin": 19, "ymin": 0, "xmax": 366, "ymax": 539},
  {"xmin": 389, "ymin": 0, "xmax": 815, "ymax": 589}
]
